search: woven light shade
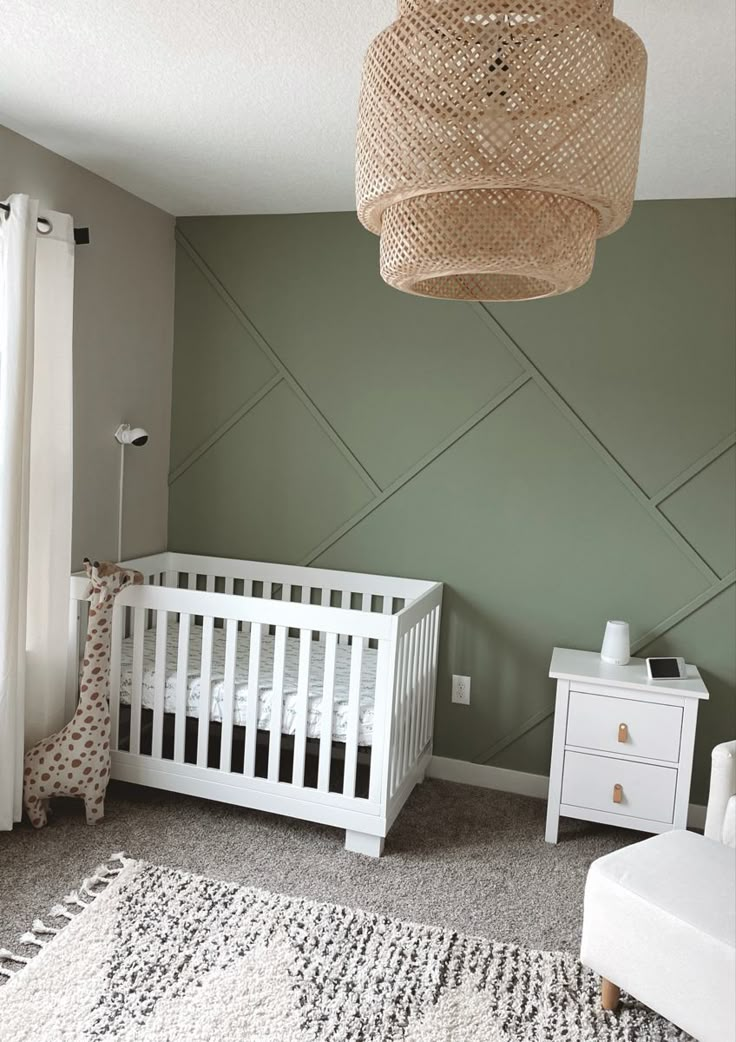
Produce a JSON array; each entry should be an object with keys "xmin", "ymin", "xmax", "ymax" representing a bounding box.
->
[{"xmin": 356, "ymin": 1, "xmax": 647, "ymax": 301}]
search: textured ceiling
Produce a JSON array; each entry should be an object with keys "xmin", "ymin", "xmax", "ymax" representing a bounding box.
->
[{"xmin": 1, "ymin": 1, "xmax": 734, "ymax": 216}]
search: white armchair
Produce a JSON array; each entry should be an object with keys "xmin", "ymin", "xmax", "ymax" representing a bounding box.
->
[
  {"xmin": 704, "ymin": 740, "xmax": 736, "ymax": 847},
  {"xmin": 581, "ymin": 741, "xmax": 736, "ymax": 1042}
]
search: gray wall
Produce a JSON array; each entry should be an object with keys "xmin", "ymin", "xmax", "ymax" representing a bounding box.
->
[
  {"xmin": 1, "ymin": 124, "xmax": 175, "ymax": 566},
  {"xmin": 170, "ymin": 201, "xmax": 735, "ymax": 803}
]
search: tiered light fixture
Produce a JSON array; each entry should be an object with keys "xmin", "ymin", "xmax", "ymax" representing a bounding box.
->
[{"xmin": 356, "ymin": 1, "xmax": 647, "ymax": 301}]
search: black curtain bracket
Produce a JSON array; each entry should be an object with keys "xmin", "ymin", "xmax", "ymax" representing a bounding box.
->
[{"xmin": 1, "ymin": 201, "xmax": 90, "ymax": 245}]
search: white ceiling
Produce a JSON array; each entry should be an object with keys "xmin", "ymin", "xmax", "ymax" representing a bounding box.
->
[{"xmin": 2, "ymin": 1, "xmax": 734, "ymax": 216}]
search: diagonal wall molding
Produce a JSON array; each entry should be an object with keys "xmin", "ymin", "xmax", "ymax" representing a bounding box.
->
[
  {"xmin": 474, "ymin": 708, "xmax": 553, "ymax": 766},
  {"xmin": 471, "ymin": 570, "xmax": 735, "ymax": 766},
  {"xmin": 175, "ymin": 231, "xmax": 383, "ymax": 496},
  {"xmin": 632, "ymin": 570, "xmax": 735, "ymax": 652},
  {"xmin": 169, "ymin": 374, "xmax": 284, "ymax": 483},
  {"xmin": 650, "ymin": 432, "xmax": 736, "ymax": 507},
  {"xmin": 301, "ymin": 373, "xmax": 532, "ymax": 566},
  {"xmin": 473, "ymin": 303, "xmax": 721, "ymax": 584}
]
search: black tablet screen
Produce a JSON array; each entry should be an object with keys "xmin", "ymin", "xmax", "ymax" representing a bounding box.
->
[{"xmin": 649, "ymin": 658, "xmax": 680, "ymax": 678}]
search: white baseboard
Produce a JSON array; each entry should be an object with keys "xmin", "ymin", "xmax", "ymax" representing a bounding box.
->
[
  {"xmin": 427, "ymin": 755, "xmax": 707, "ymax": 831},
  {"xmin": 428, "ymin": 755, "xmax": 549, "ymax": 799}
]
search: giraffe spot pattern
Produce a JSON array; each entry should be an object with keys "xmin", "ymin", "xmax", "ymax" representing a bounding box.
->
[{"xmin": 22, "ymin": 562, "xmax": 143, "ymax": 829}]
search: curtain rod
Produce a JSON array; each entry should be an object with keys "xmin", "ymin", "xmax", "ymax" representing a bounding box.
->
[{"xmin": 0, "ymin": 201, "xmax": 90, "ymax": 245}]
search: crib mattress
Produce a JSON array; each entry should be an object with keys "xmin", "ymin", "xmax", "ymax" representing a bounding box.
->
[{"xmin": 118, "ymin": 622, "xmax": 377, "ymax": 745}]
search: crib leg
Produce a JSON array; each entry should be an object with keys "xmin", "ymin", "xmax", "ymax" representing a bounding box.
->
[{"xmin": 345, "ymin": 830, "xmax": 384, "ymax": 858}]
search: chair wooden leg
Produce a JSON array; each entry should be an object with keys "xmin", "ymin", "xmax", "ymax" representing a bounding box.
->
[{"xmin": 601, "ymin": 978, "xmax": 621, "ymax": 1011}]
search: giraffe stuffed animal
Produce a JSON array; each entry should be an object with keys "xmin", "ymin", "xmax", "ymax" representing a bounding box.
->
[{"xmin": 23, "ymin": 559, "xmax": 143, "ymax": 828}]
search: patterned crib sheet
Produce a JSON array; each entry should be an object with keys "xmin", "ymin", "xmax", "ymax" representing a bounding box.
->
[{"xmin": 118, "ymin": 621, "xmax": 378, "ymax": 745}]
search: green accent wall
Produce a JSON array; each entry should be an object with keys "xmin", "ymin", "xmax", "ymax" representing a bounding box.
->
[{"xmin": 170, "ymin": 200, "xmax": 736, "ymax": 804}]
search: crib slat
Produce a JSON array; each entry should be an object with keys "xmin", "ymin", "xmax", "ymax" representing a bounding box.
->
[
  {"xmin": 391, "ymin": 631, "xmax": 404, "ymax": 795},
  {"xmin": 219, "ymin": 618, "xmax": 237, "ymax": 772},
  {"xmin": 196, "ymin": 616, "xmax": 215, "ymax": 767},
  {"xmin": 317, "ymin": 632, "xmax": 337, "ymax": 791},
  {"xmin": 241, "ymin": 578, "xmax": 253, "ymax": 633},
  {"xmin": 224, "ymin": 576, "xmax": 234, "ymax": 596},
  {"xmin": 205, "ymin": 574, "xmax": 215, "ymax": 593},
  {"xmin": 109, "ymin": 605, "xmax": 123, "ymax": 751},
  {"xmin": 188, "ymin": 573, "xmax": 197, "ymax": 591},
  {"xmin": 419, "ymin": 608, "xmax": 429, "ymax": 750},
  {"xmin": 403, "ymin": 625, "xmax": 416, "ymax": 773},
  {"xmin": 129, "ymin": 607, "xmax": 145, "ymax": 755},
  {"xmin": 292, "ymin": 629, "xmax": 312, "ymax": 787},
  {"xmin": 173, "ymin": 613, "xmax": 191, "ymax": 762},
  {"xmin": 267, "ymin": 625, "xmax": 287, "ymax": 781},
  {"xmin": 418, "ymin": 614, "xmax": 430, "ymax": 751},
  {"xmin": 338, "ymin": 591, "xmax": 350, "ymax": 644},
  {"xmin": 152, "ymin": 609, "xmax": 168, "ymax": 759},
  {"xmin": 369, "ymin": 638, "xmax": 393, "ymax": 804},
  {"xmin": 262, "ymin": 581, "xmax": 273, "ymax": 636},
  {"xmin": 399, "ymin": 627, "xmax": 415, "ymax": 787},
  {"xmin": 407, "ymin": 623, "xmax": 421, "ymax": 772},
  {"xmin": 415, "ymin": 616, "xmax": 429, "ymax": 760},
  {"xmin": 281, "ymin": 583, "xmax": 291, "ymax": 604},
  {"xmin": 145, "ymin": 575, "xmax": 156, "ymax": 629},
  {"xmin": 408, "ymin": 618, "xmax": 423, "ymax": 765},
  {"xmin": 388, "ymin": 634, "xmax": 401, "ymax": 797},
  {"xmin": 424, "ymin": 611, "xmax": 437, "ymax": 746},
  {"xmin": 342, "ymin": 636, "xmax": 364, "ymax": 798},
  {"xmin": 394, "ymin": 630, "xmax": 410, "ymax": 794},
  {"xmin": 316, "ymin": 588, "xmax": 330, "ymax": 642},
  {"xmin": 65, "ymin": 598, "xmax": 81, "ymax": 721},
  {"xmin": 428, "ymin": 606, "xmax": 441, "ymax": 744},
  {"xmin": 383, "ymin": 594, "xmax": 394, "ymax": 616},
  {"xmin": 243, "ymin": 621, "xmax": 262, "ymax": 777}
]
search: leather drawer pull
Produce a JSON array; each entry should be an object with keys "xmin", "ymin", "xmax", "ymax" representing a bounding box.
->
[
  {"xmin": 618, "ymin": 723, "xmax": 629, "ymax": 743},
  {"xmin": 613, "ymin": 783, "xmax": 623, "ymax": 804}
]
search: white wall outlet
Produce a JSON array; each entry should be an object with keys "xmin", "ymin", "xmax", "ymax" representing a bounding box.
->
[{"xmin": 452, "ymin": 674, "xmax": 471, "ymax": 705}]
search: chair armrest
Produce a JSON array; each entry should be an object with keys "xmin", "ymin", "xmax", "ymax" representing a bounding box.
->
[
  {"xmin": 723, "ymin": 796, "xmax": 736, "ymax": 848},
  {"xmin": 704, "ymin": 741, "xmax": 736, "ymax": 843}
]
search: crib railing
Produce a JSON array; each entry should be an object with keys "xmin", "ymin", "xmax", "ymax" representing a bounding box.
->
[
  {"xmin": 387, "ymin": 592, "xmax": 442, "ymax": 812},
  {"xmin": 67, "ymin": 552, "xmax": 442, "ymax": 842},
  {"xmin": 105, "ymin": 584, "xmax": 394, "ymax": 799},
  {"xmin": 167, "ymin": 553, "xmax": 423, "ymax": 647}
]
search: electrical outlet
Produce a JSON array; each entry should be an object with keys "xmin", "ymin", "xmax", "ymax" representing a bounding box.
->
[{"xmin": 452, "ymin": 674, "xmax": 471, "ymax": 705}]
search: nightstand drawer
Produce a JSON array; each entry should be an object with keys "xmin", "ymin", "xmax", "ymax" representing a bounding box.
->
[
  {"xmin": 567, "ymin": 689, "xmax": 682, "ymax": 762},
  {"xmin": 561, "ymin": 751, "xmax": 677, "ymax": 823}
]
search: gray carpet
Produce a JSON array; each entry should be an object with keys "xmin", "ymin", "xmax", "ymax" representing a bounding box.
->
[{"xmin": 0, "ymin": 778, "xmax": 641, "ymax": 955}]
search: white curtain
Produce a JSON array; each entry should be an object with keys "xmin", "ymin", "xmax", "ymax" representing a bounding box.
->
[{"xmin": 0, "ymin": 194, "xmax": 74, "ymax": 830}]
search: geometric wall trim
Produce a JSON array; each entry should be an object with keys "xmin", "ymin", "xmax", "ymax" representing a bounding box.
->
[{"xmin": 170, "ymin": 202, "xmax": 736, "ymax": 803}]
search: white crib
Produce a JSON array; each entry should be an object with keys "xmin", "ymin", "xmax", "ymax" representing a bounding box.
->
[{"xmin": 67, "ymin": 552, "xmax": 442, "ymax": 856}]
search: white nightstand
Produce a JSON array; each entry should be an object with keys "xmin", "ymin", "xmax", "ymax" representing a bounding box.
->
[{"xmin": 545, "ymin": 647, "xmax": 709, "ymax": 844}]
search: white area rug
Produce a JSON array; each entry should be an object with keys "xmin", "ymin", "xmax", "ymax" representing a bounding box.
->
[{"xmin": 0, "ymin": 855, "xmax": 691, "ymax": 1041}]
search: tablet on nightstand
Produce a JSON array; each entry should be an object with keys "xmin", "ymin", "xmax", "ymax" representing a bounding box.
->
[{"xmin": 646, "ymin": 656, "xmax": 687, "ymax": 680}]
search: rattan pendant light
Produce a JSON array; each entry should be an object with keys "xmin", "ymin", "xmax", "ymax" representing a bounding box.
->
[{"xmin": 356, "ymin": 1, "xmax": 647, "ymax": 301}]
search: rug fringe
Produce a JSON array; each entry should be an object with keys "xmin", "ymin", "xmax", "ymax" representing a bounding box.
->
[{"xmin": 0, "ymin": 852, "xmax": 128, "ymax": 984}]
